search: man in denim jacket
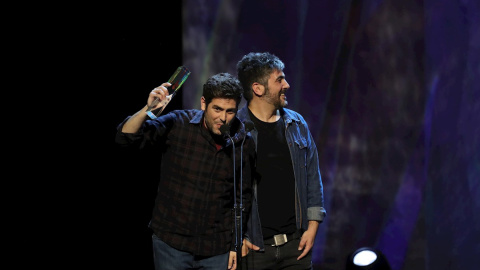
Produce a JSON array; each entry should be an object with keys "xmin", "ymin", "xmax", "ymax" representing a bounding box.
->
[{"xmin": 236, "ymin": 52, "xmax": 327, "ymax": 270}]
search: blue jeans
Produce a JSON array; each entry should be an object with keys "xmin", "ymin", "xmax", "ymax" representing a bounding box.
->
[
  {"xmin": 241, "ymin": 238, "xmax": 312, "ymax": 270},
  {"xmin": 152, "ymin": 234, "xmax": 230, "ymax": 270}
]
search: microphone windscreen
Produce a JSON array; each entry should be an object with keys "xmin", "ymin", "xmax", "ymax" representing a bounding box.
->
[
  {"xmin": 220, "ymin": 124, "xmax": 230, "ymax": 135},
  {"xmin": 244, "ymin": 121, "xmax": 255, "ymax": 132}
]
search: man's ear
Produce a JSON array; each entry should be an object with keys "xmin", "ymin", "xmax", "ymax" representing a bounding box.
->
[
  {"xmin": 200, "ymin": 96, "xmax": 206, "ymax": 110},
  {"xmin": 252, "ymin": 83, "xmax": 264, "ymax": 96}
]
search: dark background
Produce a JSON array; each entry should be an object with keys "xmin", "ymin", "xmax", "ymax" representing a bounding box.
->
[
  {"xmin": 49, "ymin": 1, "xmax": 479, "ymax": 269},
  {"xmin": 88, "ymin": 3, "xmax": 186, "ymax": 269}
]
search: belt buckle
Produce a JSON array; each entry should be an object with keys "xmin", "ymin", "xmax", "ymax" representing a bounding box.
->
[{"xmin": 272, "ymin": 234, "xmax": 288, "ymax": 246}]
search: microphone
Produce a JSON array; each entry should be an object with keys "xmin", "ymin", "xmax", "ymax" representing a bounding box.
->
[
  {"xmin": 220, "ymin": 124, "xmax": 231, "ymax": 138},
  {"xmin": 244, "ymin": 120, "xmax": 255, "ymax": 133}
]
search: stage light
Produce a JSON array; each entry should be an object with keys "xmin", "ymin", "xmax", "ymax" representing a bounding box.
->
[{"xmin": 346, "ymin": 247, "xmax": 391, "ymax": 270}]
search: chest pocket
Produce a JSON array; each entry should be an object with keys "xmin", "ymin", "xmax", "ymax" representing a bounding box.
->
[{"xmin": 294, "ymin": 137, "xmax": 308, "ymax": 169}]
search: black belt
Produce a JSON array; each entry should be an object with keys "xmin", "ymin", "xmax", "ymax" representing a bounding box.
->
[{"xmin": 263, "ymin": 230, "xmax": 303, "ymax": 247}]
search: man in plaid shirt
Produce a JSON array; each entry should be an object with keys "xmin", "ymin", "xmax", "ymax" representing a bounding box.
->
[{"xmin": 116, "ymin": 73, "xmax": 255, "ymax": 270}]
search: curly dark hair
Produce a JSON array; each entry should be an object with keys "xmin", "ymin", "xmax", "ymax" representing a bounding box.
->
[
  {"xmin": 202, "ymin": 73, "xmax": 243, "ymax": 107},
  {"xmin": 236, "ymin": 52, "xmax": 285, "ymax": 102}
]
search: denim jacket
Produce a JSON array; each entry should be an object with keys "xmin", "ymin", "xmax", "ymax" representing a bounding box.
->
[{"xmin": 237, "ymin": 106, "xmax": 327, "ymax": 250}]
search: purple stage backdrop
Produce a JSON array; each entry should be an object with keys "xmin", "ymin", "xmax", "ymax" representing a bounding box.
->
[{"xmin": 180, "ymin": 0, "xmax": 480, "ymax": 269}]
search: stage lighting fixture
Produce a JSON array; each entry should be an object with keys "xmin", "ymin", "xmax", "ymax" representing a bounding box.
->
[{"xmin": 346, "ymin": 247, "xmax": 391, "ymax": 270}]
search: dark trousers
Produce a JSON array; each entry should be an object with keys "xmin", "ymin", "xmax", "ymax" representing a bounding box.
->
[
  {"xmin": 241, "ymin": 238, "xmax": 312, "ymax": 270},
  {"xmin": 152, "ymin": 234, "xmax": 229, "ymax": 270}
]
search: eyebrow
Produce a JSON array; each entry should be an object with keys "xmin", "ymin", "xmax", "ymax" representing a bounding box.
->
[{"xmin": 212, "ymin": 105, "xmax": 237, "ymax": 112}]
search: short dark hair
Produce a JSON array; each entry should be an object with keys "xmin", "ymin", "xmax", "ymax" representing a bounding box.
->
[
  {"xmin": 236, "ymin": 52, "xmax": 285, "ymax": 101},
  {"xmin": 202, "ymin": 72, "xmax": 243, "ymax": 107}
]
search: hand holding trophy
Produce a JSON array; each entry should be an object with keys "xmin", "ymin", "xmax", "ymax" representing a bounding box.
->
[{"xmin": 146, "ymin": 66, "xmax": 191, "ymax": 119}]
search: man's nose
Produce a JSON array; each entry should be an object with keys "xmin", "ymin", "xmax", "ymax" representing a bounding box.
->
[{"xmin": 219, "ymin": 112, "xmax": 227, "ymax": 122}]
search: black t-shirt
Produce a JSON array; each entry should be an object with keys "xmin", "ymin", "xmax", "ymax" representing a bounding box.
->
[{"xmin": 249, "ymin": 110, "xmax": 296, "ymax": 238}]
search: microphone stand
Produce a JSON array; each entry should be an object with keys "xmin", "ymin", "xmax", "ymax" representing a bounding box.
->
[
  {"xmin": 220, "ymin": 124, "xmax": 243, "ymax": 269},
  {"xmin": 222, "ymin": 121, "xmax": 254, "ymax": 269}
]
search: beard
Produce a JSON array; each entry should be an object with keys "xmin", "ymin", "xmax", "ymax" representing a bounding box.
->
[
  {"xmin": 204, "ymin": 116, "xmax": 222, "ymax": 136},
  {"xmin": 264, "ymin": 86, "xmax": 288, "ymax": 108}
]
